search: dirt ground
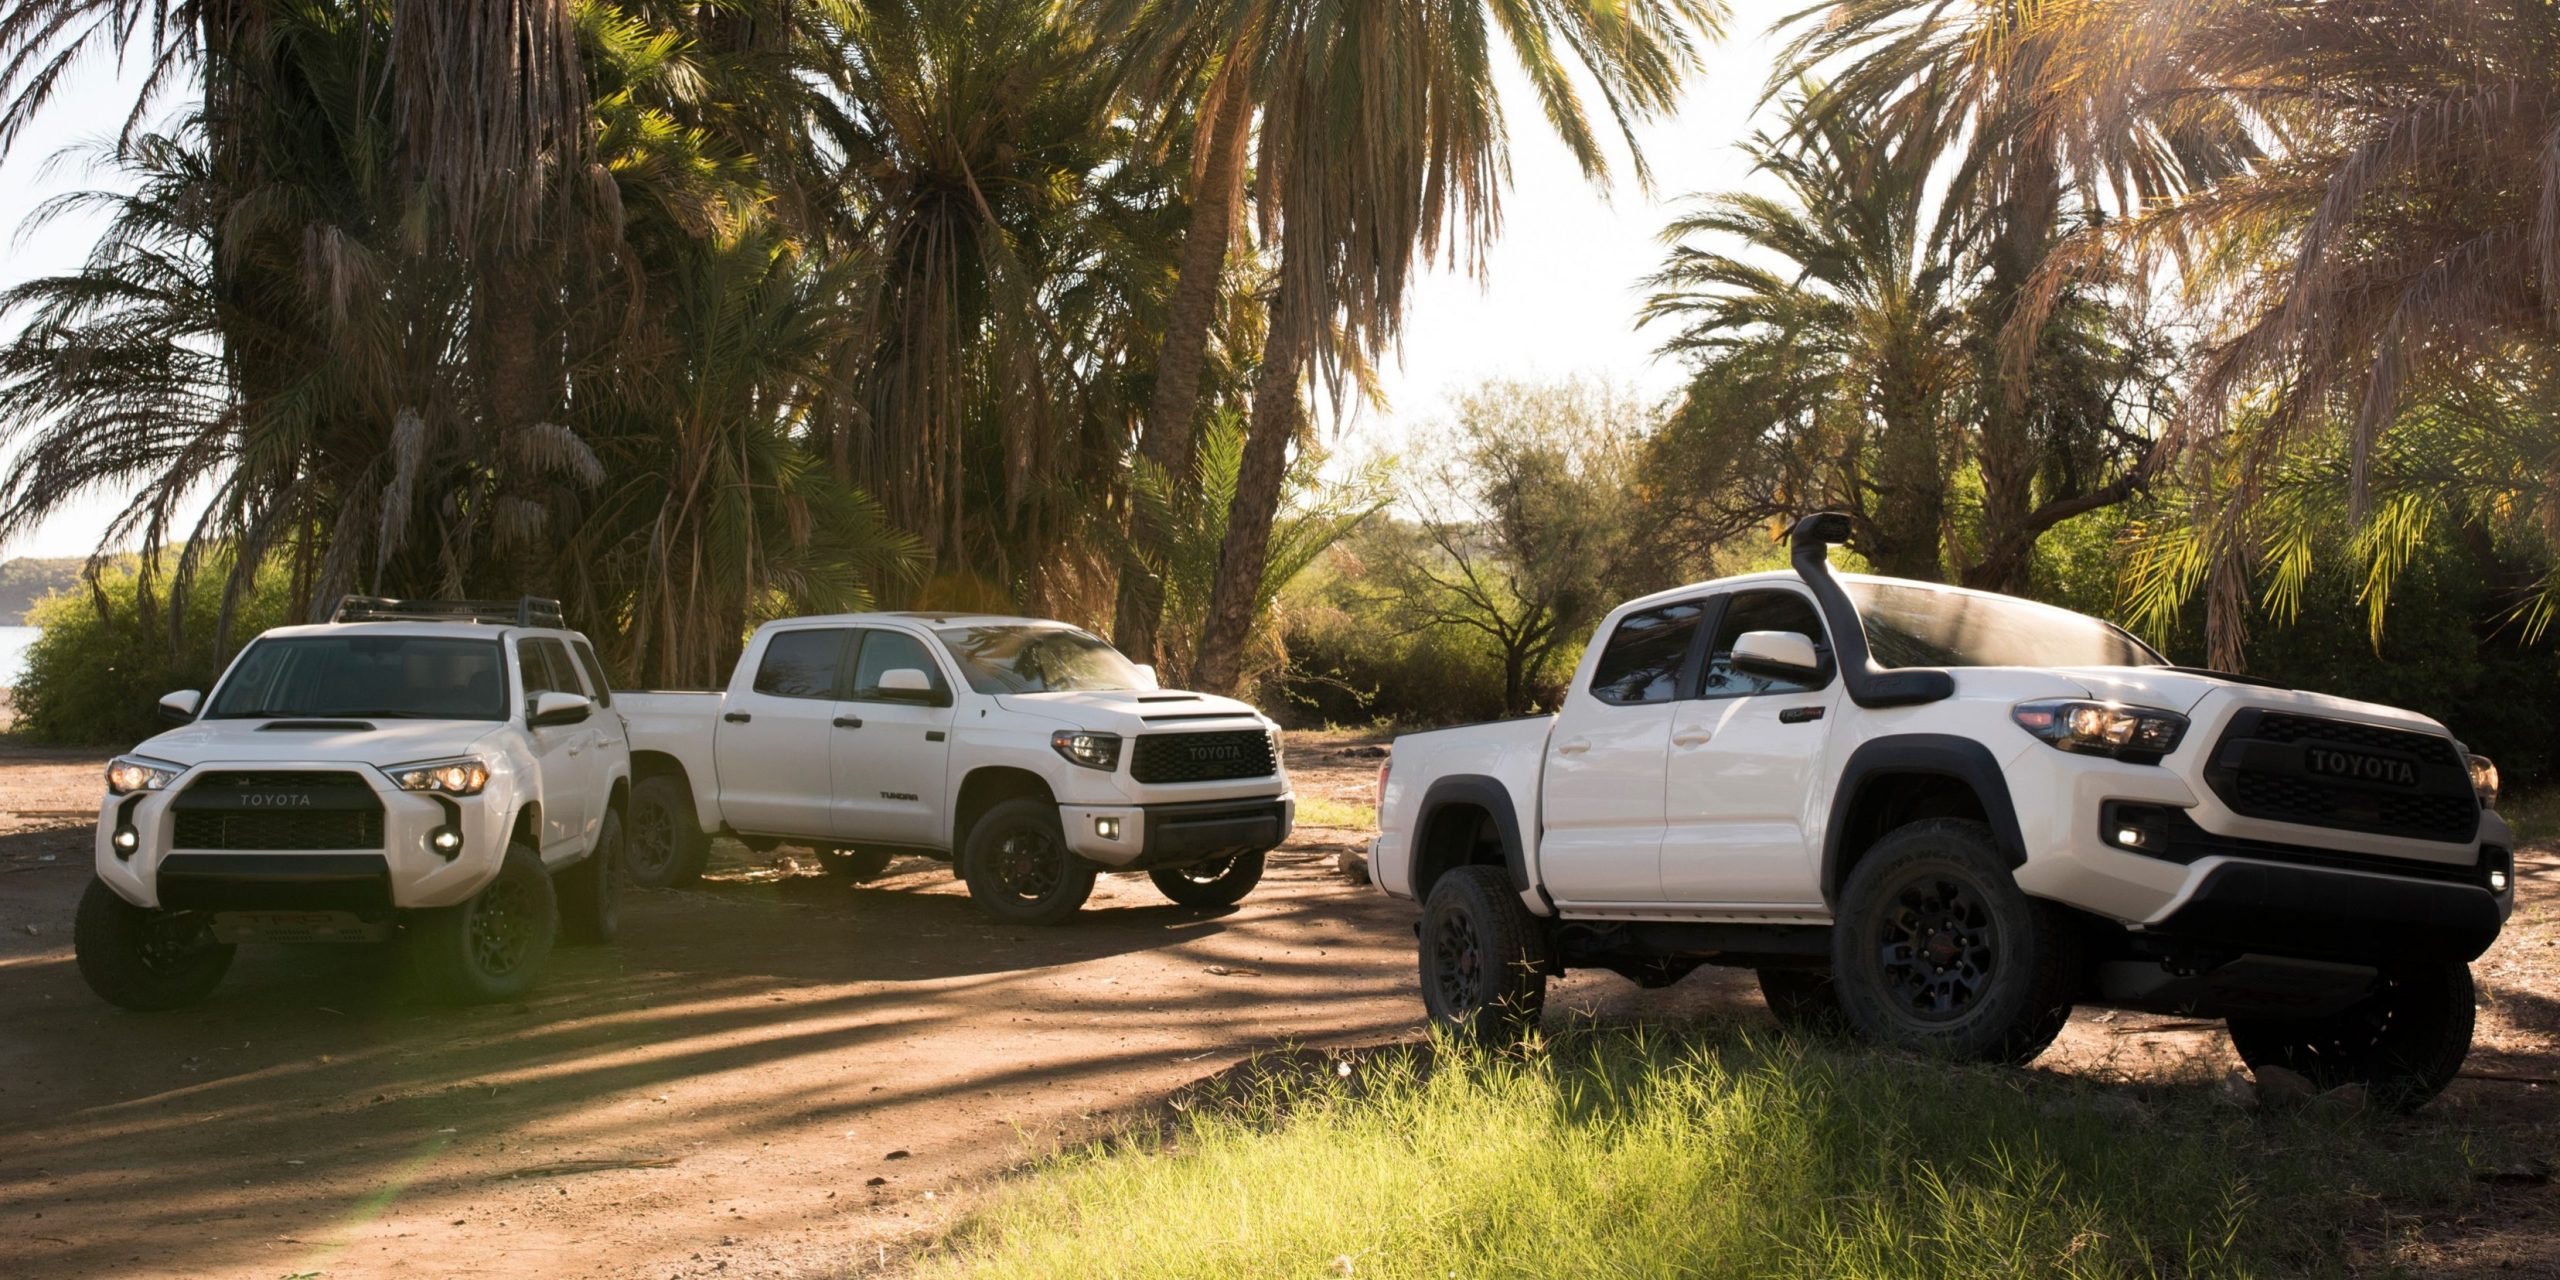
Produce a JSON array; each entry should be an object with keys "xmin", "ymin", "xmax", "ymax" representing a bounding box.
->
[{"xmin": 4, "ymin": 731, "xmax": 2558, "ymax": 1279}]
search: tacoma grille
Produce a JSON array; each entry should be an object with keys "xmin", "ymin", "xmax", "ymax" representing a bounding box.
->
[
  {"xmin": 171, "ymin": 771, "xmax": 385, "ymax": 851},
  {"xmin": 1131, "ymin": 730, "xmax": 1277, "ymax": 784},
  {"xmin": 2205, "ymin": 710, "xmax": 2476, "ymax": 843}
]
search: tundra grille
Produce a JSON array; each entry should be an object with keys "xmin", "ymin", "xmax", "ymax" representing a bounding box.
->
[
  {"xmin": 2204, "ymin": 710, "xmax": 2477, "ymax": 844},
  {"xmin": 171, "ymin": 771, "xmax": 385, "ymax": 851},
  {"xmin": 1131, "ymin": 730, "xmax": 1277, "ymax": 784}
]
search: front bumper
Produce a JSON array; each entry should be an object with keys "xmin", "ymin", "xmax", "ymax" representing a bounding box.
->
[
  {"xmin": 1061, "ymin": 796, "xmax": 1295, "ymax": 868},
  {"xmin": 95, "ymin": 764, "xmax": 518, "ymax": 912}
]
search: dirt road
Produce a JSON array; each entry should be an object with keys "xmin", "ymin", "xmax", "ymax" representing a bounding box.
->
[{"xmin": 4, "ymin": 735, "xmax": 2557, "ymax": 1278}]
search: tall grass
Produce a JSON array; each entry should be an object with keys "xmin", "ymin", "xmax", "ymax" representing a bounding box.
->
[{"xmin": 923, "ymin": 1024, "xmax": 2474, "ymax": 1279}]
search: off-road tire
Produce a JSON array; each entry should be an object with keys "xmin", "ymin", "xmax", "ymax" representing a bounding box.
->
[
  {"xmin": 961, "ymin": 799, "xmax": 1096, "ymax": 926},
  {"xmin": 1830, "ymin": 819, "xmax": 2080, "ymax": 1065},
  {"xmin": 1758, "ymin": 967, "xmax": 1844, "ymax": 1034},
  {"xmin": 820, "ymin": 846, "xmax": 896, "ymax": 882},
  {"xmin": 1149, "ymin": 848, "xmax": 1266, "ymax": 908},
  {"xmin": 1418, "ymin": 865, "xmax": 1549, "ymax": 1045},
  {"xmin": 2228, "ymin": 960, "xmax": 2476, "ymax": 1113},
  {"xmin": 410, "ymin": 842, "xmax": 558, "ymax": 1004},
  {"xmin": 73, "ymin": 878, "xmax": 234, "ymax": 1010},
  {"xmin": 557, "ymin": 809, "xmax": 623, "ymax": 945},
  {"xmin": 625, "ymin": 774, "xmax": 710, "ymax": 888}
]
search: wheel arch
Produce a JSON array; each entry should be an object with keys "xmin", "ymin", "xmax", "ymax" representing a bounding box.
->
[
  {"xmin": 1822, "ymin": 734, "xmax": 2025, "ymax": 908},
  {"xmin": 954, "ymin": 766, "xmax": 1057, "ymax": 854},
  {"xmin": 1410, "ymin": 774, "xmax": 1531, "ymax": 900}
]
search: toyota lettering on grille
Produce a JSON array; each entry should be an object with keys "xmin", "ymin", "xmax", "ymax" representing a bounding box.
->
[
  {"xmin": 2304, "ymin": 746, "xmax": 2418, "ymax": 787},
  {"xmin": 1186, "ymin": 743, "xmax": 1246, "ymax": 763},
  {"xmin": 236, "ymin": 792, "xmax": 317, "ymax": 808}
]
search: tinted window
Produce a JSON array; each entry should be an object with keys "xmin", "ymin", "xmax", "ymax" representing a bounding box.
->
[
  {"xmin": 570, "ymin": 639, "xmax": 614, "ymax": 708},
  {"xmin": 934, "ymin": 625, "xmax": 1147, "ymax": 694},
  {"xmin": 535, "ymin": 638, "xmax": 584, "ymax": 696},
  {"xmin": 848, "ymin": 629, "xmax": 950, "ymax": 701},
  {"xmin": 753, "ymin": 629, "xmax": 849, "ymax": 699},
  {"xmin": 1587, "ymin": 601, "xmax": 1707, "ymax": 705},
  {"xmin": 1699, "ymin": 590, "xmax": 1829, "ymax": 699},
  {"xmin": 1847, "ymin": 581, "xmax": 2162, "ymax": 669},
  {"xmin": 517, "ymin": 638, "xmax": 565, "ymax": 699},
  {"xmin": 207, "ymin": 636, "xmax": 507, "ymax": 721}
]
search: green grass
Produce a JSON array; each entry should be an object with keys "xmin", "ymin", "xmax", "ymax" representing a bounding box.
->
[
  {"xmin": 922, "ymin": 1023, "xmax": 2479, "ymax": 1279},
  {"xmin": 1294, "ymin": 794, "xmax": 1378, "ymax": 830}
]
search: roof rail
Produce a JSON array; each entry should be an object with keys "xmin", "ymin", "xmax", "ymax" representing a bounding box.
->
[{"xmin": 331, "ymin": 595, "xmax": 566, "ymax": 628}]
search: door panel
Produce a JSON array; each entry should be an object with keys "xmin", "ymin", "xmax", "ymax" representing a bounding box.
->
[
  {"xmin": 1659, "ymin": 589, "xmax": 1836, "ymax": 908},
  {"xmin": 515, "ymin": 638, "xmax": 582, "ymax": 854},
  {"xmin": 1536, "ymin": 599, "xmax": 1708, "ymax": 906},
  {"xmin": 712, "ymin": 627, "xmax": 851, "ymax": 839},
  {"xmin": 830, "ymin": 628, "xmax": 957, "ymax": 848}
]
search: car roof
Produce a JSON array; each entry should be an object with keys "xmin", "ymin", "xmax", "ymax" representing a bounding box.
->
[
  {"xmin": 252, "ymin": 620, "xmax": 585, "ymax": 642},
  {"xmin": 762, "ymin": 612, "xmax": 1081, "ymax": 631},
  {"xmin": 1610, "ymin": 569, "xmax": 2089, "ymax": 619}
]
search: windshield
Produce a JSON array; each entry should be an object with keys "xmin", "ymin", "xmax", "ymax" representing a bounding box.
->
[
  {"xmin": 207, "ymin": 635, "xmax": 510, "ymax": 720},
  {"xmin": 1846, "ymin": 581, "xmax": 2163, "ymax": 670},
  {"xmin": 935, "ymin": 625, "xmax": 1145, "ymax": 695}
]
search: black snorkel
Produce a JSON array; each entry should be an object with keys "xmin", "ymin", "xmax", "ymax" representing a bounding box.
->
[{"xmin": 1788, "ymin": 511, "xmax": 1955, "ymax": 709}]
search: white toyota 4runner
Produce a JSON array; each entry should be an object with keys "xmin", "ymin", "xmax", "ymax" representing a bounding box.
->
[
  {"xmin": 77, "ymin": 597, "xmax": 630, "ymax": 1009},
  {"xmin": 1371, "ymin": 513, "xmax": 2515, "ymax": 1110},
  {"xmin": 616, "ymin": 613, "xmax": 1294, "ymax": 924}
]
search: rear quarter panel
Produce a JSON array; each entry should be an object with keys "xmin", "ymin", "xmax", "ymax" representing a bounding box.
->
[
  {"xmin": 1375, "ymin": 717, "xmax": 1554, "ymax": 907},
  {"xmin": 615, "ymin": 689, "xmax": 728, "ymax": 828}
]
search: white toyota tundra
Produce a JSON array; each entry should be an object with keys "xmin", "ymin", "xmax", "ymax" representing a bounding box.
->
[
  {"xmin": 616, "ymin": 613, "xmax": 1295, "ymax": 923},
  {"xmin": 1370, "ymin": 513, "xmax": 2515, "ymax": 1110},
  {"xmin": 77, "ymin": 597, "xmax": 630, "ymax": 1009}
]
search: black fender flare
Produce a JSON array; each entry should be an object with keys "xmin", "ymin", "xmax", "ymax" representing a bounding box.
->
[
  {"xmin": 1413, "ymin": 774, "xmax": 1532, "ymax": 897},
  {"xmin": 1821, "ymin": 734, "xmax": 2026, "ymax": 906}
]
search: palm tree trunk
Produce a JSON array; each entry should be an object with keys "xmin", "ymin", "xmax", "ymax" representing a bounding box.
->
[
  {"xmin": 1967, "ymin": 165, "xmax": 2060, "ymax": 593},
  {"xmin": 1114, "ymin": 77, "xmax": 1254, "ymax": 663},
  {"xmin": 1189, "ymin": 273, "xmax": 1308, "ymax": 696}
]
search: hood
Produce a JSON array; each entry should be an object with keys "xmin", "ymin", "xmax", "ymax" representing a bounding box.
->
[
  {"xmin": 131, "ymin": 718, "xmax": 508, "ymax": 769},
  {"xmin": 2044, "ymin": 666, "xmax": 2448, "ymax": 732},
  {"xmin": 993, "ymin": 688, "xmax": 1268, "ymax": 733}
]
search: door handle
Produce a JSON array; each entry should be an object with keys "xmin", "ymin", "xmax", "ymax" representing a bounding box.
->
[
  {"xmin": 834, "ymin": 715, "xmax": 864, "ymax": 729},
  {"xmin": 1673, "ymin": 730, "xmax": 1713, "ymax": 748},
  {"xmin": 1557, "ymin": 738, "xmax": 1591, "ymax": 757},
  {"xmin": 723, "ymin": 711, "xmax": 752, "ymax": 724}
]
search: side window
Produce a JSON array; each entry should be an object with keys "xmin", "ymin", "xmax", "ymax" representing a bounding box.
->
[
  {"xmin": 1586, "ymin": 600, "xmax": 1708, "ymax": 705},
  {"xmin": 569, "ymin": 639, "xmax": 615, "ymax": 708},
  {"xmin": 516, "ymin": 638, "xmax": 564, "ymax": 701},
  {"xmin": 1699, "ymin": 590, "xmax": 1830, "ymax": 699},
  {"xmin": 846, "ymin": 629, "xmax": 950, "ymax": 701},
  {"xmin": 752, "ymin": 629, "xmax": 850, "ymax": 699},
  {"xmin": 534, "ymin": 639, "xmax": 585, "ymax": 698}
]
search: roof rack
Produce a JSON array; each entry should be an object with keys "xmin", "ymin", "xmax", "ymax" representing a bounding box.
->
[{"xmin": 331, "ymin": 595, "xmax": 566, "ymax": 628}]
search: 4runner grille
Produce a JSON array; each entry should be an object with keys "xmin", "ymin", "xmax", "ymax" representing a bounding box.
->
[
  {"xmin": 2204, "ymin": 710, "xmax": 2477, "ymax": 844},
  {"xmin": 171, "ymin": 771, "xmax": 386, "ymax": 851},
  {"xmin": 1131, "ymin": 730, "xmax": 1277, "ymax": 784}
]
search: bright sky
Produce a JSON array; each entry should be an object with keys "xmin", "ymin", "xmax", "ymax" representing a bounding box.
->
[{"xmin": 0, "ymin": 5, "xmax": 1789, "ymax": 561}]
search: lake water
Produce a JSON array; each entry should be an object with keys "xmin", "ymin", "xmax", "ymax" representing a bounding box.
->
[{"xmin": 1, "ymin": 625, "xmax": 37, "ymax": 689}]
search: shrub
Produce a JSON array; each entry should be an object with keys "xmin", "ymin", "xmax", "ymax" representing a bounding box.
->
[{"xmin": 11, "ymin": 552, "xmax": 294, "ymax": 746}]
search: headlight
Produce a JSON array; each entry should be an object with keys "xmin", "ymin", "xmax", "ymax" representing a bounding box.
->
[
  {"xmin": 2469, "ymin": 753, "xmax": 2499, "ymax": 808},
  {"xmin": 105, "ymin": 755, "xmax": 183, "ymax": 795},
  {"xmin": 2012, "ymin": 700, "xmax": 2188, "ymax": 761},
  {"xmin": 391, "ymin": 757, "xmax": 492, "ymax": 795},
  {"xmin": 1050, "ymin": 730, "xmax": 1122, "ymax": 771}
]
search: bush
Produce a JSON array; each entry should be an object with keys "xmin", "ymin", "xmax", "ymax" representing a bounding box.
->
[
  {"xmin": 924, "ymin": 1023, "xmax": 2476, "ymax": 1279},
  {"xmin": 12, "ymin": 552, "xmax": 294, "ymax": 746}
]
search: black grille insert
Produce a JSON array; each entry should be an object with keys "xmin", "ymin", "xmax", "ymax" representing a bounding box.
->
[
  {"xmin": 2204, "ymin": 710, "xmax": 2476, "ymax": 843},
  {"xmin": 172, "ymin": 771, "xmax": 385, "ymax": 851},
  {"xmin": 1131, "ymin": 730, "xmax": 1278, "ymax": 784}
]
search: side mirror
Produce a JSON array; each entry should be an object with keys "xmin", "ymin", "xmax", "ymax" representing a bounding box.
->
[
  {"xmin": 1732, "ymin": 630, "xmax": 1823, "ymax": 678},
  {"xmin": 873, "ymin": 668, "xmax": 948, "ymax": 705},
  {"xmin": 1131, "ymin": 664, "xmax": 1161, "ymax": 692},
  {"xmin": 529, "ymin": 690, "xmax": 594, "ymax": 727},
  {"xmin": 158, "ymin": 690, "xmax": 202, "ymax": 723}
]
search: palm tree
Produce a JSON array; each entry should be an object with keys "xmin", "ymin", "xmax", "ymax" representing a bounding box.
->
[
  {"xmin": 1645, "ymin": 93, "xmax": 1966, "ymax": 579},
  {"xmin": 1172, "ymin": 0, "xmax": 1725, "ymax": 695}
]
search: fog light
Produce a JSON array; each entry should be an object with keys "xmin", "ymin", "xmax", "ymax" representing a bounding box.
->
[
  {"xmin": 2114, "ymin": 826, "xmax": 2149, "ymax": 849},
  {"xmin": 1094, "ymin": 817, "xmax": 1121, "ymax": 840},
  {"xmin": 432, "ymin": 830, "xmax": 462, "ymax": 854},
  {"xmin": 2491, "ymin": 865, "xmax": 2511, "ymax": 893},
  {"xmin": 112, "ymin": 827, "xmax": 139, "ymax": 853}
]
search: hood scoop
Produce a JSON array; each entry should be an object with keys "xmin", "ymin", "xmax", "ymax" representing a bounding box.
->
[
  {"xmin": 256, "ymin": 719, "xmax": 378, "ymax": 732},
  {"xmin": 1136, "ymin": 694, "xmax": 1200, "ymax": 703}
]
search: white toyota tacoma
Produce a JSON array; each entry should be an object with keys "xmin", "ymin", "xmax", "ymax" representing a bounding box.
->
[
  {"xmin": 77, "ymin": 597, "xmax": 630, "ymax": 1009},
  {"xmin": 616, "ymin": 613, "xmax": 1294, "ymax": 923},
  {"xmin": 1370, "ymin": 513, "xmax": 2515, "ymax": 1110}
]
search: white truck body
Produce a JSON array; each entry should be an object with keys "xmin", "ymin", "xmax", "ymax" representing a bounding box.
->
[{"xmin": 618, "ymin": 612, "xmax": 1293, "ymax": 917}]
